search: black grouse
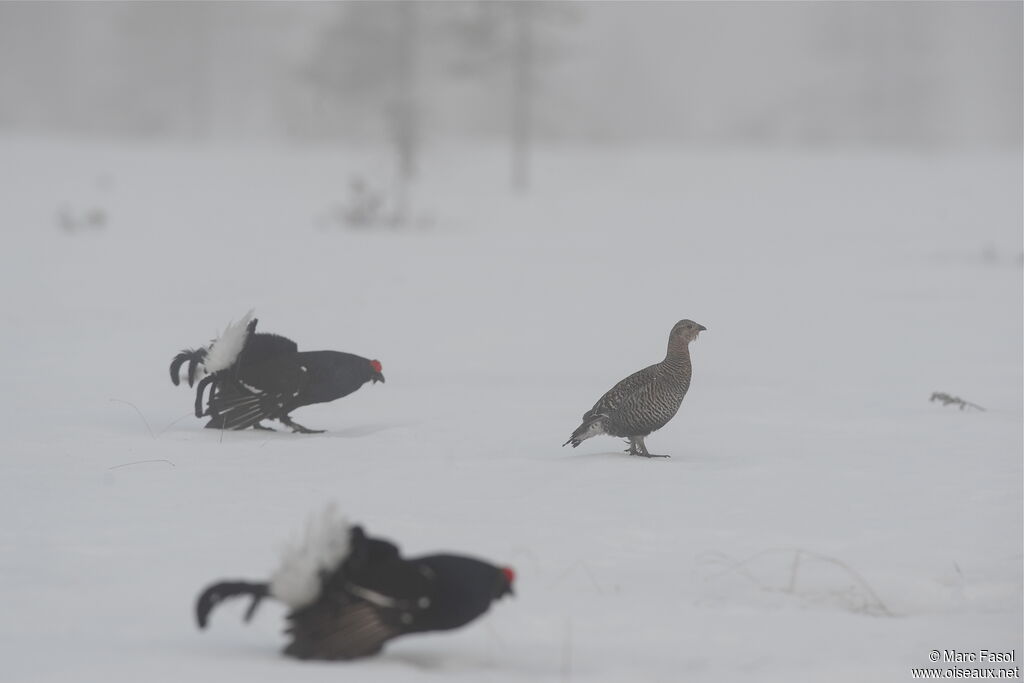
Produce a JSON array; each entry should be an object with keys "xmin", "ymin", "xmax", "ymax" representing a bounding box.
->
[
  {"xmin": 195, "ymin": 508, "xmax": 515, "ymax": 660},
  {"xmin": 170, "ymin": 311, "xmax": 384, "ymax": 433},
  {"xmin": 564, "ymin": 319, "xmax": 706, "ymax": 457}
]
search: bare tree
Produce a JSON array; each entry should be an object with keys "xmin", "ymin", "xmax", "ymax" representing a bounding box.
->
[
  {"xmin": 510, "ymin": 2, "xmax": 533, "ymax": 192},
  {"xmin": 394, "ymin": 1, "xmax": 418, "ymax": 183},
  {"xmin": 446, "ymin": 2, "xmax": 577, "ymax": 192},
  {"xmin": 306, "ymin": 2, "xmax": 421, "ymax": 218}
]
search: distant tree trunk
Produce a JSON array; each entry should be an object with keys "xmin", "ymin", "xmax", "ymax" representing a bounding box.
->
[
  {"xmin": 394, "ymin": 1, "xmax": 418, "ymax": 183},
  {"xmin": 188, "ymin": 4, "xmax": 212, "ymax": 140},
  {"xmin": 511, "ymin": 1, "xmax": 533, "ymax": 192},
  {"xmin": 390, "ymin": 1, "xmax": 418, "ymax": 223}
]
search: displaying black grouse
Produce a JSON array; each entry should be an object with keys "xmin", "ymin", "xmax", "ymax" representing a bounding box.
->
[
  {"xmin": 196, "ymin": 508, "xmax": 515, "ymax": 660},
  {"xmin": 170, "ymin": 311, "xmax": 384, "ymax": 433}
]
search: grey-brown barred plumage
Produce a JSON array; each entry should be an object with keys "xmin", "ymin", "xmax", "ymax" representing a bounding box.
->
[{"xmin": 563, "ymin": 319, "xmax": 706, "ymax": 458}]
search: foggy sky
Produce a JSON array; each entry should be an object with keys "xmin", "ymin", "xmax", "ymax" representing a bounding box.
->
[{"xmin": 0, "ymin": 1, "xmax": 1019, "ymax": 148}]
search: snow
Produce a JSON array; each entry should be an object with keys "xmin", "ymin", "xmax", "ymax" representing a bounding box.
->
[{"xmin": 0, "ymin": 137, "xmax": 1020, "ymax": 682}]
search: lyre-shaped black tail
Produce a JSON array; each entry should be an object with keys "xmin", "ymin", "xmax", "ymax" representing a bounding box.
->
[
  {"xmin": 170, "ymin": 348, "xmax": 208, "ymax": 387},
  {"xmin": 194, "ymin": 374, "xmax": 216, "ymax": 417},
  {"xmin": 195, "ymin": 580, "xmax": 270, "ymax": 629}
]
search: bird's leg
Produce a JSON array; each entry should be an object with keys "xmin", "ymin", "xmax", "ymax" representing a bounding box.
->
[
  {"xmin": 633, "ymin": 436, "xmax": 670, "ymax": 459},
  {"xmin": 279, "ymin": 415, "xmax": 324, "ymax": 434},
  {"xmin": 252, "ymin": 422, "xmax": 276, "ymax": 431}
]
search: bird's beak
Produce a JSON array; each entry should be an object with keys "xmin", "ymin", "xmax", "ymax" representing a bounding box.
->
[
  {"xmin": 698, "ymin": 324, "xmax": 707, "ymax": 332},
  {"xmin": 373, "ymin": 373, "xmax": 385, "ymax": 384},
  {"xmin": 500, "ymin": 567, "xmax": 515, "ymax": 598}
]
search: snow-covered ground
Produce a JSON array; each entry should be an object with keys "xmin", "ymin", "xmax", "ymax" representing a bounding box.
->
[{"xmin": 1, "ymin": 137, "xmax": 1020, "ymax": 682}]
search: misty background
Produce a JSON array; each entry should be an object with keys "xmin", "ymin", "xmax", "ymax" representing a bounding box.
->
[
  {"xmin": 1, "ymin": 4, "xmax": 1022, "ymax": 681},
  {"xmin": 1, "ymin": 1, "xmax": 1019, "ymax": 155}
]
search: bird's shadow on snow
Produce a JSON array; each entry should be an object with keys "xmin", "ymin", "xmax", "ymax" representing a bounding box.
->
[
  {"xmin": 562, "ymin": 449, "xmax": 654, "ymax": 461},
  {"xmin": 560, "ymin": 449, "xmax": 675, "ymax": 462},
  {"xmin": 382, "ymin": 648, "xmax": 523, "ymax": 674},
  {"xmin": 174, "ymin": 422, "xmax": 405, "ymax": 441},
  {"xmin": 316, "ymin": 422, "xmax": 405, "ymax": 439},
  {"xmin": 560, "ymin": 449, "xmax": 738, "ymax": 468}
]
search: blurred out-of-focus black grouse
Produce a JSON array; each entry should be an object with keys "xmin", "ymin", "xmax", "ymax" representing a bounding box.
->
[
  {"xmin": 195, "ymin": 508, "xmax": 515, "ymax": 660},
  {"xmin": 170, "ymin": 311, "xmax": 384, "ymax": 433}
]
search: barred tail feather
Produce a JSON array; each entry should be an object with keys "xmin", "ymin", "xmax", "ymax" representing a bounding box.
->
[{"xmin": 563, "ymin": 415, "xmax": 606, "ymax": 448}]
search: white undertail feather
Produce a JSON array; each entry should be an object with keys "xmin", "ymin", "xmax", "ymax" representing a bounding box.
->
[
  {"xmin": 202, "ymin": 309, "xmax": 255, "ymax": 374},
  {"xmin": 577, "ymin": 420, "xmax": 606, "ymax": 442},
  {"xmin": 269, "ymin": 504, "xmax": 352, "ymax": 609}
]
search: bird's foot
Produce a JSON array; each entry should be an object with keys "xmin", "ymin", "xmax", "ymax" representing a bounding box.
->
[
  {"xmin": 625, "ymin": 449, "xmax": 669, "ymax": 458},
  {"xmin": 280, "ymin": 416, "xmax": 324, "ymax": 434},
  {"xmin": 288, "ymin": 422, "xmax": 325, "ymax": 434},
  {"xmin": 252, "ymin": 422, "xmax": 276, "ymax": 431},
  {"xmin": 291, "ymin": 425, "xmax": 325, "ymax": 434},
  {"xmin": 625, "ymin": 439, "xmax": 669, "ymax": 458}
]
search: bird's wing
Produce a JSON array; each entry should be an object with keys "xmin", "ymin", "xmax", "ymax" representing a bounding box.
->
[
  {"xmin": 586, "ymin": 364, "xmax": 658, "ymax": 419},
  {"xmin": 283, "ymin": 527, "xmax": 437, "ymax": 659},
  {"xmin": 283, "ymin": 596, "xmax": 403, "ymax": 660},
  {"xmin": 205, "ymin": 361, "xmax": 309, "ymax": 430},
  {"xmin": 240, "ymin": 333, "xmax": 299, "ymax": 367},
  {"xmin": 284, "ymin": 570, "xmax": 431, "ymax": 659}
]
